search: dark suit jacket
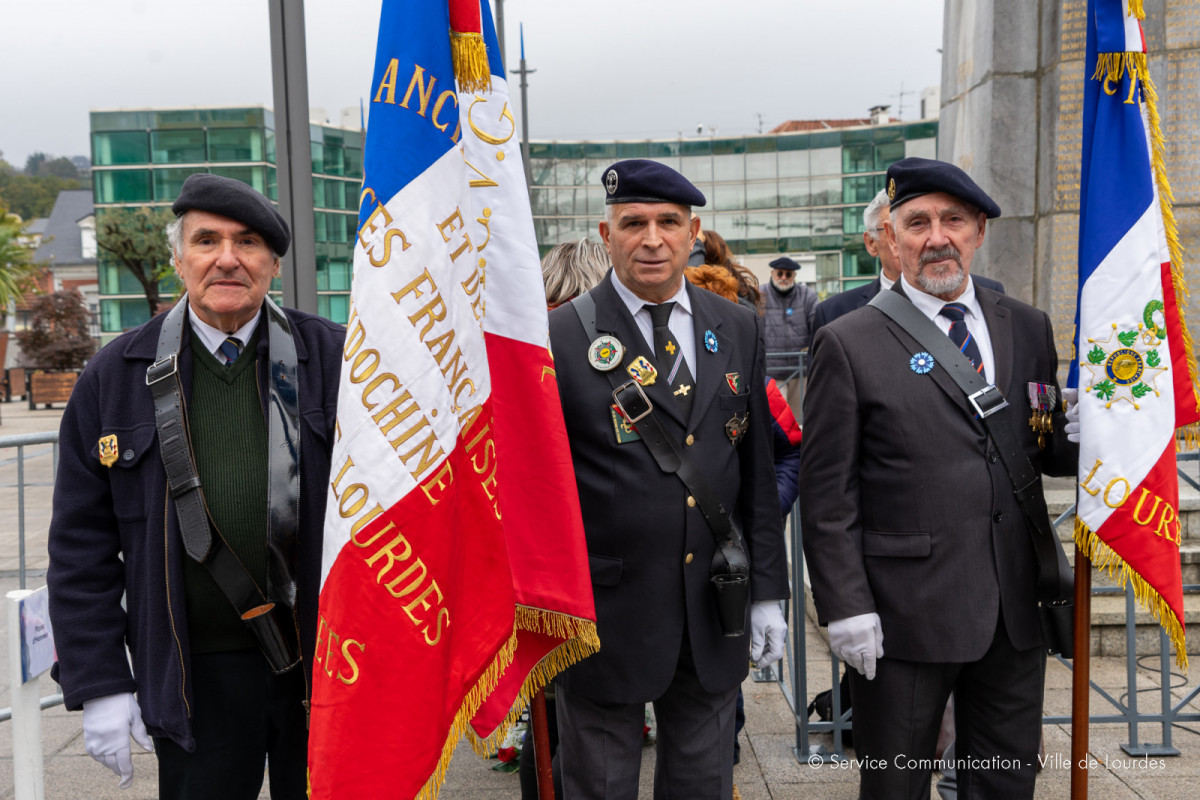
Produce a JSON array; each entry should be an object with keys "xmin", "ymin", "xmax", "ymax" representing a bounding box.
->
[
  {"xmin": 812, "ymin": 274, "xmax": 1006, "ymax": 336},
  {"xmin": 799, "ymin": 282, "xmax": 1075, "ymax": 663},
  {"xmin": 548, "ymin": 274, "xmax": 789, "ymax": 703}
]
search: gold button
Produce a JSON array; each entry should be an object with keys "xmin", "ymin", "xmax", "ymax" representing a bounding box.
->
[
  {"xmin": 685, "ymin": 434, "xmax": 695, "ymax": 446},
  {"xmin": 687, "ymin": 496, "xmax": 696, "ymax": 507},
  {"xmin": 685, "ymin": 553, "xmax": 694, "ymax": 564}
]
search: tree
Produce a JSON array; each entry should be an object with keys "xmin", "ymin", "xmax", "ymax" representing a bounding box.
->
[
  {"xmin": 25, "ymin": 152, "xmax": 80, "ymax": 181},
  {"xmin": 95, "ymin": 206, "xmax": 178, "ymax": 316},
  {"xmin": 14, "ymin": 289, "xmax": 95, "ymax": 370},
  {"xmin": 0, "ymin": 171, "xmax": 80, "ymax": 220},
  {"xmin": 0, "ymin": 203, "xmax": 40, "ymax": 312}
]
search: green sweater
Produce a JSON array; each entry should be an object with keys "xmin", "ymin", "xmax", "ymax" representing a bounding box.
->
[{"xmin": 183, "ymin": 329, "xmax": 269, "ymax": 653}]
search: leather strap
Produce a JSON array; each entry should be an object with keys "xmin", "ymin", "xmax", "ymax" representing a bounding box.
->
[
  {"xmin": 148, "ymin": 295, "xmax": 303, "ymax": 626},
  {"xmin": 571, "ymin": 292, "xmax": 749, "ymax": 568},
  {"xmin": 868, "ymin": 290, "xmax": 1071, "ymax": 603}
]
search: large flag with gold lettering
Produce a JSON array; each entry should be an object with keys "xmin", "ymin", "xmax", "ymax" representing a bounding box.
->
[
  {"xmin": 1069, "ymin": 0, "xmax": 1200, "ymax": 667},
  {"xmin": 308, "ymin": 1, "xmax": 598, "ymax": 796}
]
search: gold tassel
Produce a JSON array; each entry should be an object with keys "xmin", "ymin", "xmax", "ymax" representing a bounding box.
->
[
  {"xmin": 451, "ymin": 31, "xmax": 491, "ymax": 94},
  {"xmin": 1128, "ymin": 0, "xmax": 1146, "ymax": 20},
  {"xmin": 1074, "ymin": 517, "xmax": 1189, "ymax": 671}
]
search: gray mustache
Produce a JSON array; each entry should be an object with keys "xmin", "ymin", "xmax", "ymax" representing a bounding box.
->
[{"xmin": 920, "ymin": 246, "xmax": 961, "ymax": 267}]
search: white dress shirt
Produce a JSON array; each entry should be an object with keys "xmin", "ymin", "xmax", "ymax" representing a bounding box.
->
[
  {"xmin": 610, "ymin": 271, "xmax": 698, "ymax": 380},
  {"xmin": 188, "ymin": 306, "xmax": 262, "ymax": 364},
  {"xmin": 899, "ymin": 274, "xmax": 995, "ymax": 384}
]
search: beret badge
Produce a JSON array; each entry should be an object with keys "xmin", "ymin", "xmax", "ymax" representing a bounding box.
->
[
  {"xmin": 887, "ymin": 177, "xmax": 896, "ymax": 202},
  {"xmin": 605, "ymin": 169, "xmax": 618, "ymax": 195}
]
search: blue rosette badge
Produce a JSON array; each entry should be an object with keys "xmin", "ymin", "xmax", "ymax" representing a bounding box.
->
[{"xmin": 910, "ymin": 352, "xmax": 934, "ymax": 374}]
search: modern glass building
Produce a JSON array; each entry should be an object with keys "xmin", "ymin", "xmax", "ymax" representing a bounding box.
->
[
  {"xmin": 90, "ymin": 106, "xmax": 363, "ymax": 339},
  {"xmin": 527, "ymin": 118, "xmax": 937, "ymax": 299}
]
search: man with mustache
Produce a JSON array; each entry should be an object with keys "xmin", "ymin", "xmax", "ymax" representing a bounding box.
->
[
  {"xmin": 799, "ymin": 158, "xmax": 1076, "ymax": 799},
  {"xmin": 48, "ymin": 174, "xmax": 344, "ymax": 798}
]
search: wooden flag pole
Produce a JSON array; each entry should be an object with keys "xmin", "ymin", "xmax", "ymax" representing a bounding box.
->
[
  {"xmin": 1070, "ymin": 543, "xmax": 1092, "ymax": 799},
  {"xmin": 530, "ymin": 687, "xmax": 555, "ymax": 800}
]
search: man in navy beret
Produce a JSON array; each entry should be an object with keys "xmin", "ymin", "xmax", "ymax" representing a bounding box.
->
[
  {"xmin": 548, "ymin": 159, "xmax": 790, "ymax": 798},
  {"xmin": 48, "ymin": 173, "xmax": 345, "ymax": 798},
  {"xmin": 800, "ymin": 157, "xmax": 1077, "ymax": 798},
  {"xmin": 759, "ymin": 254, "xmax": 818, "ymax": 418}
]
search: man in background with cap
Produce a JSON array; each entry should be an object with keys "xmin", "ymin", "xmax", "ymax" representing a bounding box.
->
[
  {"xmin": 760, "ymin": 255, "xmax": 817, "ymax": 418},
  {"xmin": 548, "ymin": 159, "xmax": 790, "ymax": 798},
  {"xmin": 800, "ymin": 157, "xmax": 1076, "ymax": 799},
  {"xmin": 48, "ymin": 173, "xmax": 345, "ymax": 798},
  {"xmin": 812, "ymin": 188, "xmax": 1007, "ymax": 335}
]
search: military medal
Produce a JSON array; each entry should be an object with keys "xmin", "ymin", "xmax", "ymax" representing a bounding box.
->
[
  {"xmin": 910, "ymin": 352, "xmax": 934, "ymax": 375},
  {"xmin": 588, "ymin": 335, "xmax": 624, "ymax": 372},
  {"xmin": 704, "ymin": 330, "xmax": 718, "ymax": 353},
  {"xmin": 610, "ymin": 404, "xmax": 642, "ymax": 444},
  {"xmin": 1027, "ymin": 382, "xmax": 1057, "ymax": 449},
  {"xmin": 674, "ymin": 384, "xmax": 692, "ymax": 397},
  {"xmin": 98, "ymin": 434, "xmax": 119, "ymax": 468},
  {"xmin": 725, "ymin": 372, "xmax": 741, "ymax": 393},
  {"xmin": 627, "ymin": 356, "xmax": 657, "ymax": 386},
  {"xmin": 725, "ymin": 412, "xmax": 748, "ymax": 445}
]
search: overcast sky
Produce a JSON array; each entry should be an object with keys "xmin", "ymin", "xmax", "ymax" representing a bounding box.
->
[{"xmin": 1, "ymin": 0, "xmax": 944, "ymax": 169}]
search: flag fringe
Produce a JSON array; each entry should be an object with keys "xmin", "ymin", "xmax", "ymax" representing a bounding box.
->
[
  {"xmin": 451, "ymin": 31, "xmax": 492, "ymax": 94},
  {"xmin": 466, "ymin": 608, "xmax": 601, "ymax": 757},
  {"xmin": 1074, "ymin": 517, "xmax": 1188, "ymax": 671},
  {"xmin": 1129, "ymin": 0, "xmax": 1146, "ymax": 20}
]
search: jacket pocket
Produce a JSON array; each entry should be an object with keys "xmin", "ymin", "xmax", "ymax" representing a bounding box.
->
[
  {"xmin": 719, "ymin": 393, "xmax": 749, "ymax": 413},
  {"xmin": 101, "ymin": 423, "xmax": 158, "ymax": 522},
  {"xmin": 588, "ymin": 553, "xmax": 623, "ymax": 587},
  {"xmin": 862, "ymin": 530, "xmax": 930, "ymax": 558}
]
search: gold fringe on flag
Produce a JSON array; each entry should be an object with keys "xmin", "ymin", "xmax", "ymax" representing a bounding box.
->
[
  {"xmin": 451, "ymin": 30, "xmax": 492, "ymax": 94},
  {"xmin": 1128, "ymin": 0, "xmax": 1146, "ymax": 20},
  {"xmin": 467, "ymin": 607, "xmax": 601, "ymax": 756},
  {"xmin": 1075, "ymin": 516, "xmax": 1189, "ymax": 670}
]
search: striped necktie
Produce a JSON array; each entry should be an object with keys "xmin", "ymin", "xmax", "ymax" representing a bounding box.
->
[
  {"xmin": 218, "ymin": 336, "xmax": 243, "ymax": 366},
  {"xmin": 645, "ymin": 302, "xmax": 695, "ymax": 420},
  {"xmin": 939, "ymin": 302, "xmax": 983, "ymax": 374}
]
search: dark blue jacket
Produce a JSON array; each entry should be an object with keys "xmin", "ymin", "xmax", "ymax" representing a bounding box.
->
[{"xmin": 47, "ymin": 307, "xmax": 344, "ymax": 749}]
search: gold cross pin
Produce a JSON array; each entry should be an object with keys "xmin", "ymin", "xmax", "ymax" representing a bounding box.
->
[
  {"xmin": 674, "ymin": 384, "xmax": 692, "ymax": 396},
  {"xmin": 665, "ymin": 341, "xmax": 677, "ymax": 355}
]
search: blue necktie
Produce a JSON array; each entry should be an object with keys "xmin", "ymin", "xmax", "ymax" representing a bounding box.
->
[
  {"xmin": 939, "ymin": 303, "xmax": 983, "ymax": 374},
  {"xmin": 218, "ymin": 336, "xmax": 242, "ymax": 366}
]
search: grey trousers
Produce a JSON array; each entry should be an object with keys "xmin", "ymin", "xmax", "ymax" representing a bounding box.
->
[{"xmin": 556, "ymin": 639, "xmax": 739, "ymax": 800}]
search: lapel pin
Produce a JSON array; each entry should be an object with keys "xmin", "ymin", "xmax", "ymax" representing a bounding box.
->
[
  {"xmin": 98, "ymin": 434, "xmax": 119, "ymax": 468},
  {"xmin": 910, "ymin": 352, "xmax": 934, "ymax": 375},
  {"xmin": 627, "ymin": 355, "xmax": 658, "ymax": 386},
  {"xmin": 704, "ymin": 330, "xmax": 718, "ymax": 353},
  {"xmin": 588, "ymin": 335, "xmax": 624, "ymax": 372},
  {"xmin": 725, "ymin": 372, "xmax": 741, "ymax": 393}
]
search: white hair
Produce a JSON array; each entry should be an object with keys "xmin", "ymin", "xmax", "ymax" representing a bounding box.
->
[{"xmin": 862, "ymin": 190, "xmax": 890, "ymax": 242}]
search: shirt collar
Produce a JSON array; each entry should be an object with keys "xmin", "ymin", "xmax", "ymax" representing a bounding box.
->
[
  {"xmin": 879, "ymin": 272, "xmax": 896, "ymax": 292},
  {"xmin": 610, "ymin": 270, "xmax": 692, "ymax": 317},
  {"xmin": 188, "ymin": 305, "xmax": 262, "ymax": 356},
  {"xmin": 900, "ymin": 274, "xmax": 980, "ymax": 323}
]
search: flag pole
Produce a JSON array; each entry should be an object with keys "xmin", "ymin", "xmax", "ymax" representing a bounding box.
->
[
  {"xmin": 530, "ymin": 688, "xmax": 555, "ymax": 800},
  {"xmin": 1070, "ymin": 543, "xmax": 1091, "ymax": 799}
]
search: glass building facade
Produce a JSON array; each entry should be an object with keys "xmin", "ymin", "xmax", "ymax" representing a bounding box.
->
[
  {"xmin": 90, "ymin": 107, "xmax": 363, "ymax": 338},
  {"xmin": 527, "ymin": 119, "xmax": 937, "ymax": 299}
]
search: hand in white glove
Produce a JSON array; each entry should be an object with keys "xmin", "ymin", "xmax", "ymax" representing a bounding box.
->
[
  {"xmin": 828, "ymin": 612, "xmax": 884, "ymax": 681},
  {"xmin": 82, "ymin": 692, "xmax": 154, "ymax": 789},
  {"xmin": 1063, "ymin": 388, "xmax": 1079, "ymax": 443},
  {"xmin": 750, "ymin": 600, "xmax": 788, "ymax": 668}
]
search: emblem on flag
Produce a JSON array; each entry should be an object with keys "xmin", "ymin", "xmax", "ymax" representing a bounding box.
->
[
  {"xmin": 1081, "ymin": 317, "xmax": 1167, "ymax": 408},
  {"xmin": 98, "ymin": 434, "xmax": 118, "ymax": 468}
]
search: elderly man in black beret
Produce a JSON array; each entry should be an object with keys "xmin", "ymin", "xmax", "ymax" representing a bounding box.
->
[
  {"xmin": 759, "ymin": 255, "xmax": 818, "ymax": 419},
  {"xmin": 800, "ymin": 157, "xmax": 1077, "ymax": 799},
  {"xmin": 48, "ymin": 173, "xmax": 345, "ymax": 798},
  {"xmin": 548, "ymin": 159, "xmax": 790, "ymax": 799}
]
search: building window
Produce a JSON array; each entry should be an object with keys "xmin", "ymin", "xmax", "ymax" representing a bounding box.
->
[
  {"xmin": 92, "ymin": 132, "xmax": 149, "ymax": 166},
  {"xmin": 94, "ymin": 170, "xmax": 153, "ymax": 203},
  {"xmin": 151, "ymin": 130, "xmax": 206, "ymax": 164},
  {"xmin": 208, "ymin": 129, "xmax": 263, "ymax": 162}
]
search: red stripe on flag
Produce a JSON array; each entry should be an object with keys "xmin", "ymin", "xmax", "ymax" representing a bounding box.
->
[{"xmin": 1161, "ymin": 261, "xmax": 1200, "ymax": 425}]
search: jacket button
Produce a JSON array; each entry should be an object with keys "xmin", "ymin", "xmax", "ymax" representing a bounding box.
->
[
  {"xmin": 988, "ymin": 453, "xmax": 998, "ymax": 463},
  {"xmin": 122, "ymin": 450, "xmax": 134, "ymax": 462},
  {"xmin": 687, "ymin": 496, "xmax": 697, "ymax": 508},
  {"xmin": 685, "ymin": 553, "xmax": 694, "ymax": 564},
  {"xmin": 993, "ymin": 511, "xmax": 1005, "ymax": 522},
  {"xmin": 685, "ymin": 434, "xmax": 695, "ymax": 446}
]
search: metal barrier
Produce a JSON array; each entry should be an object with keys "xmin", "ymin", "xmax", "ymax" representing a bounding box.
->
[{"xmin": 784, "ymin": 484, "xmax": 1200, "ymax": 764}]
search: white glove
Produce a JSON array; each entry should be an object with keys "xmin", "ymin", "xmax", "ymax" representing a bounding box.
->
[
  {"xmin": 750, "ymin": 600, "xmax": 788, "ymax": 668},
  {"xmin": 82, "ymin": 692, "xmax": 154, "ymax": 788},
  {"xmin": 1063, "ymin": 388, "xmax": 1079, "ymax": 443},
  {"xmin": 828, "ymin": 612, "xmax": 884, "ymax": 681}
]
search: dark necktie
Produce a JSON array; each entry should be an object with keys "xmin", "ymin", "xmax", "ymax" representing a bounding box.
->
[
  {"xmin": 218, "ymin": 336, "xmax": 243, "ymax": 367},
  {"xmin": 645, "ymin": 302, "xmax": 695, "ymax": 420},
  {"xmin": 939, "ymin": 302, "xmax": 983, "ymax": 374}
]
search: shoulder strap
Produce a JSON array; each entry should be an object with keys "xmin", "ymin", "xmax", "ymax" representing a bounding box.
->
[
  {"xmin": 570, "ymin": 293, "xmax": 747, "ymax": 565},
  {"xmin": 867, "ymin": 290, "xmax": 1071, "ymax": 602}
]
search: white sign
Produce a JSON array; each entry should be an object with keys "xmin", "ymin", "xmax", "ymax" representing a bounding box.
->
[{"xmin": 17, "ymin": 586, "xmax": 54, "ymax": 683}]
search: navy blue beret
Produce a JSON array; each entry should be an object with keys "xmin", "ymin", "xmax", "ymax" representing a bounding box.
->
[
  {"xmin": 886, "ymin": 157, "xmax": 1001, "ymax": 219},
  {"xmin": 172, "ymin": 173, "xmax": 291, "ymax": 256},
  {"xmin": 769, "ymin": 257, "xmax": 800, "ymax": 272},
  {"xmin": 602, "ymin": 159, "xmax": 706, "ymax": 207}
]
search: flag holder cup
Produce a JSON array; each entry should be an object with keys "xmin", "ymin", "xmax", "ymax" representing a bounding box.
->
[{"xmin": 710, "ymin": 542, "xmax": 751, "ymax": 637}]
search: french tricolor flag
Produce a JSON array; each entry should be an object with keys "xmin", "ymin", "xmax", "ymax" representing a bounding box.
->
[
  {"xmin": 1070, "ymin": 0, "xmax": 1199, "ymax": 668},
  {"xmin": 308, "ymin": 2, "xmax": 598, "ymax": 796}
]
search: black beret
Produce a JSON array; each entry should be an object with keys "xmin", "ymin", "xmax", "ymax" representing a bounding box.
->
[
  {"xmin": 769, "ymin": 257, "xmax": 800, "ymax": 272},
  {"xmin": 172, "ymin": 173, "xmax": 291, "ymax": 256},
  {"xmin": 601, "ymin": 159, "xmax": 706, "ymax": 207},
  {"xmin": 885, "ymin": 157, "xmax": 1001, "ymax": 219}
]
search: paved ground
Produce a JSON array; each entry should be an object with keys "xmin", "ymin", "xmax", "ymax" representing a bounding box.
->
[{"xmin": 3, "ymin": 399, "xmax": 1200, "ymax": 798}]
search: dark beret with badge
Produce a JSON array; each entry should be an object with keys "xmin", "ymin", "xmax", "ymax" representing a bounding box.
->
[
  {"xmin": 885, "ymin": 157, "xmax": 1002, "ymax": 219},
  {"xmin": 768, "ymin": 257, "xmax": 800, "ymax": 272},
  {"xmin": 602, "ymin": 159, "xmax": 707, "ymax": 208},
  {"xmin": 172, "ymin": 173, "xmax": 292, "ymax": 256}
]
